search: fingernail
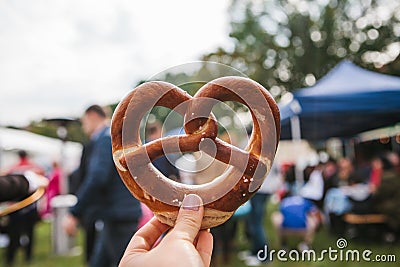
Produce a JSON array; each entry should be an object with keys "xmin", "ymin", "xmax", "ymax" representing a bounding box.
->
[{"xmin": 182, "ymin": 194, "xmax": 201, "ymax": 211}]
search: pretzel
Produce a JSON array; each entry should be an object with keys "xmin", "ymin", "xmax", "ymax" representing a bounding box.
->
[{"xmin": 111, "ymin": 76, "xmax": 280, "ymax": 229}]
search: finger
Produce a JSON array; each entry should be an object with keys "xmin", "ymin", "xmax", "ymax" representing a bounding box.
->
[
  {"xmin": 63, "ymin": 215, "xmax": 78, "ymax": 236},
  {"xmin": 126, "ymin": 217, "xmax": 169, "ymax": 253},
  {"xmin": 171, "ymin": 194, "xmax": 204, "ymax": 243},
  {"xmin": 196, "ymin": 230, "xmax": 213, "ymax": 266},
  {"xmin": 153, "ymin": 228, "xmax": 171, "ymax": 248},
  {"xmin": 66, "ymin": 224, "xmax": 77, "ymax": 236}
]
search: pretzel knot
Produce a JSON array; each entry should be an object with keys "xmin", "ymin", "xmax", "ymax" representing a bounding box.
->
[{"xmin": 111, "ymin": 76, "xmax": 280, "ymax": 229}]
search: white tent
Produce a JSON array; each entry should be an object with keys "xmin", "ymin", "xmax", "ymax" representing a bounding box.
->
[{"xmin": 0, "ymin": 127, "xmax": 82, "ymax": 174}]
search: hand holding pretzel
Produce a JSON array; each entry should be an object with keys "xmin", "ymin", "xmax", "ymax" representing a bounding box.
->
[{"xmin": 111, "ymin": 76, "xmax": 280, "ymax": 229}]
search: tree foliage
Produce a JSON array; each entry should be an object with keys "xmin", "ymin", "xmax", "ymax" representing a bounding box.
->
[
  {"xmin": 203, "ymin": 0, "xmax": 400, "ymax": 98},
  {"xmin": 27, "ymin": 120, "xmax": 87, "ymax": 143}
]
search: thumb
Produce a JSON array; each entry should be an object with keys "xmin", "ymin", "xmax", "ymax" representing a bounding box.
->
[{"xmin": 171, "ymin": 194, "xmax": 204, "ymax": 243}]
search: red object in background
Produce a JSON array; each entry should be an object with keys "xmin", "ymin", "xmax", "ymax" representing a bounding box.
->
[
  {"xmin": 370, "ymin": 168, "xmax": 382, "ymax": 188},
  {"xmin": 7, "ymin": 157, "xmax": 44, "ymax": 176},
  {"xmin": 41, "ymin": 163, "xmax": 61, "ymax": 218},
  {"xmin": 137, "ymin": 203, "xmax": 154, "ymax": 230},
  {"xmin": 281, "ymin": 162, "xmax": 294, "ymax": 174}
]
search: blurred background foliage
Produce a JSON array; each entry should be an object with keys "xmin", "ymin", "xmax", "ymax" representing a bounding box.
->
[
  {"xmin": 203, "ymin": 0, "xmax": 400, "ymax": 100},
  {"xmin": 23, "ymin": 0, "xmax": 400, "ymax": 143}
]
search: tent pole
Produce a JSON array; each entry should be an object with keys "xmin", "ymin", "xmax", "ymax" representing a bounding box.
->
[
  {"xmin": 290, "ymin": 115, "xmax": 301, "ymax": 141},
  {"xmin": 290, "ymin": 115, "xmax": 304, "ymax": 187}
]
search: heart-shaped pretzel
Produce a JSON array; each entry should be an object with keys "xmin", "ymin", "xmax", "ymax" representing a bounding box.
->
[{"xmin": 111, "ymin": 76, "xmax": 280, "ymax": 229}]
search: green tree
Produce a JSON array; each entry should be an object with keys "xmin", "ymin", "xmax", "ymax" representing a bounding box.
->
[
  {"xmin": 203, "ymin": 0, "xmax": 400, "ymax": 98},
  {"xmin": 27, "ymin": 120, "xmax": 86, "ymax": 143}
]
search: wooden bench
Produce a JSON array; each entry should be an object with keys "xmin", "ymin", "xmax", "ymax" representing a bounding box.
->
[{"xmin": 343, "ymin": 213, "xmax": 387, "ymax": 224}]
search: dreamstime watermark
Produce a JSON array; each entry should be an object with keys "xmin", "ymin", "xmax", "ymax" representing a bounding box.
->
[{"xmin": 257, "ymin": 238, "xmax": 397, "ymax": 263}]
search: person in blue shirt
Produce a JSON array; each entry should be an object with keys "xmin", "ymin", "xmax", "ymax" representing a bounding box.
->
[{"xmin": 272, "ymin": 192, "xmax": 319, "ymax": 250}]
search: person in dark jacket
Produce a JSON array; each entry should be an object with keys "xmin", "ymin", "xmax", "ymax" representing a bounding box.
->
[
  {"xmin": 3, "ymin": 151, "xmax": 46, "ymax": 266},
  {"xmin": 145, "ymin": 120, "xmax": 180, "ymax": 182},
  {"xmin": 63, "ymin": 105, "xmax": 141, "ymax": 267},
  {"xmin": 68, "ymin": 141, "xmax": 97, "ymax": 263}
]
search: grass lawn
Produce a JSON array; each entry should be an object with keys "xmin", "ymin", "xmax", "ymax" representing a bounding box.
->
[
  {"xmin": 218, "ymin": 202, "xmax": 400, "ymax": 267},
  {"xmin": 217, "ymin": 220, "xmax": 399, "ymax": 267},
  {"xmin": 1, "ymin": 203, "xmax": 398, "ymax": 267},
  {"xmin": 0, "ymin": 220, "xmax": 84, "ymax": 267}
]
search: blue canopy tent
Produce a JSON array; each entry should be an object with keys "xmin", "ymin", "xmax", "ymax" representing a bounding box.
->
[{"xmin": 279, "ymin": 60, "xmax": 400, "ymax": 141}]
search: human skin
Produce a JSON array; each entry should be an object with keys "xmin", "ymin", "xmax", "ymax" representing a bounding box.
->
[{"xmin": 119, "ymin": 194, "xmax": 213, "ymax": 267}]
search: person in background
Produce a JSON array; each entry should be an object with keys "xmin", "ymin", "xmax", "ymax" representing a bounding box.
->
[
  {"xmin": 340, "ymin": 170, "xmax": 371, "ymax": 214},
  {"xmin": 385, "ymin": 151, "xmax": 400, "ymax": 174},
  {"xmin": 272, "ymin": 191, "xmax": 319, "ymax": 251},
  {"xmin": 241, "ymin": 161, "xmax": 283, "ymax": 266},
  {"xmin": 324, "ymin": 163, "xmax": 370, "ymax": 234},
  {"xmin": 7, "ymin": 150, "xmax": 44, "ymax": 175},
  {"xmin": 67, "ymin": 140, "xmax": 96, "ymax": 263},
  {"xmin": 41, "ymin": 161, "xmax": 61, "ymax": 219},
  {"xmin": 334, "ymin": 157, "xmax": 355, "ymax": 187},
  {"xmin": 0, "ymin": 172, "xmax": 48, "ymax": 202},
  {"xmin": 0, "ymin": 172, "xmax": 48, "ymax": 267},
  {"xmin": 371, "ymin": 152, "xmax": 400, "ymax": 237},
  {"xmin": 281, "ymin": 163, "xmax": 296, "ymax": 195},
  {"xmin": 321, "ymin": 158, "xmax": 338, "ymax": 195},
  {"xmin": 368, "ymin": 156, "xmax": 383, "ymax": 194},
  {"xmin": 4, "ymin": 150, "xmax": 44, "ymax": 266},
  {"xmin": 68, "ymin": 141, "xmax": 93, "ymax": 195},
  {"xmin": 205, "ymin": 132, "xmax": 237, "ymax": 267},
  {"xmin": 145, "ymin": 120, "xmax": 180, "ymax": 182},
  {"xmin": 299, "ymin": 162, "xmax": 324, "ymax": 208},
  {"xmin": 63, "ymin": 105, "xmax": 141, "ymax": 267}
]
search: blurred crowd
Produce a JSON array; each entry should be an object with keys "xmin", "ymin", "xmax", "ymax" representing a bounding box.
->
[
  {"xmin": 208, "ymin": 149, "xmax": 400, "ymax": 266},
  {"xmin": 147, "ymin": 120, "xmax": 400, "ymax": 266},
  {"xmin": 0, "ymin": 149, "xmax": 60, "ymax": 266},
  {"xmin": 1, "ymin": 107, "xmax": 400, "ymax": 267},
  {"xmin": 1, "ymin": 105, "xmax": 142, "ymax": 267}
]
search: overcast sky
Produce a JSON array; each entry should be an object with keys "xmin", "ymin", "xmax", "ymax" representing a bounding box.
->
[{"xmin": 0, "ymin": 0, "xmax": 231, "ymax": 126}]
